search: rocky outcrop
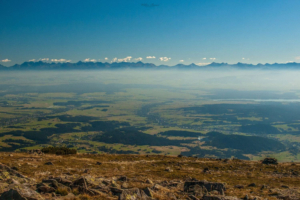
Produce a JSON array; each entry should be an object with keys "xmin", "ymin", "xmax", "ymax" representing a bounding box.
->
[{"xmin": 184, "ymin": 180, "xmax": 226, "ymax": 195}]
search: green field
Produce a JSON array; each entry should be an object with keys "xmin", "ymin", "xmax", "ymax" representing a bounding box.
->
[{"xmin": 1, "ymin": 71, "xmax": 300, "ymax": 161}]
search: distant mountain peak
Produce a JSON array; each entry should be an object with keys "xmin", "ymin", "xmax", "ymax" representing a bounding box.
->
[{"xmin": 1, "ymin": 61, "xmax": 300, "ymax": 70}]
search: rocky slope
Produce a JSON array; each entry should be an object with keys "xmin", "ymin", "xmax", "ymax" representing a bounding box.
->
[{"xmin": 0, "ymin": 152, "xmax": 299, "ymax": 200}]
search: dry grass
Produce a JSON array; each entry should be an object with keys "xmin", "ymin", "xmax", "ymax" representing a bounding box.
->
[
  {"xmin": 56, "ymin": 187, "xmax": 69, "ymax": 196},
  {"xmin": 1, "ymin": 152, "xmax": 300, "ymax": 199}
]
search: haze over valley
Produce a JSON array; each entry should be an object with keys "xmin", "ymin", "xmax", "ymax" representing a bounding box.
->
[{"xmin": 0, "ymin": 69, "xmax": 300, "ymax": 162}]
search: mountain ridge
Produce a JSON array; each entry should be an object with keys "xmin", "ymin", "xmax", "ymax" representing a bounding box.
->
[{"xmin": 1, "ymin": 61, "xmax": 300, "ymax": 70}]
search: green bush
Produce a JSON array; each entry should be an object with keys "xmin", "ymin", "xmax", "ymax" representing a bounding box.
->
[{"xmin": 41, "ymin": 146, "xmax": 77, "ymax": 155}]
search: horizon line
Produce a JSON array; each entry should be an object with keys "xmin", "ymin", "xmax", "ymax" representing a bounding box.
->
[{"xmin": 1, "ymin": 60, "xmax": 300, "ymax": 68}]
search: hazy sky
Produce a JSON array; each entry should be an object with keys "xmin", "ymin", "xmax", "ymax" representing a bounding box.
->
[{"xmin": 1, "ymin": 0, "xmax": 300, "ymax": 66}]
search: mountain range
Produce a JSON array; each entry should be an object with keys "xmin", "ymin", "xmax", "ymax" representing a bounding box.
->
[{"xmin": 1, "ymin": 61, "xmax": 300, "ymax": 70}]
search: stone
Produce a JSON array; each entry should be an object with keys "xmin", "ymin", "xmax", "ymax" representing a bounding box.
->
[
  {"xmin": 78, "ymin": 186, "xmax": 103, "ymax": 196},
  {"xmin": 0, "ymin": 189, "xmax": 26, "ymax": 200},
  {"xmin": 12, "ymin": 167, "xmax": 18, "ymax": 171},
  {"xmin": 145, "ymin": 179, "xmax": 153, "ymax": 184},
  {"xmin": 73, "ymin": 177, "xmax": 87, "ymax": 188},
  {"xmin": 111, "ymin": 180, "xmax": 120, "ymax": 188},
  {"xmin": 38, "ymin": 185, "xmax": 56, "ymax": 193},
  {"xmin": 118, "ymin": 176, "xmax": 128, "ymax": 182},
  {"xmin": 203, "ymin": 195, "xmax": 239, "ymax": 200},
  {"xmin": 152, "ymin": 184, "xmax": 165, "ymax": 191},
  {"xmin": 248, "ymin": 183, "xmax": 256, "ymax": 187},
  {"xmin": 111, "ymin": 187, "xmax": 123, "ymax": 196},
  {"xmin": 211, "ymin": 190, "xmax": 220, "ymax": 195},
  {"xmin": 96, "ymin": 162, "xmax": 102, "ymax": 165},
  {"xmin": 189, "ymin": 195, "xmax": 200, "ymax": 200},
  {"xmin": 45, "ymin": 162, "xmax": 54, "ymax": 165},
  {"xmin": 184, "ymin": 180, "xmax": 226, "ymax": 195},
  {"xmin": 167, "ymin": 192, "xmax": 177, "ymax": 199},
  {"xmin": 119, "ymin": 188, "xmax": 151, "ymax": 200},
  {"xmin": 187, "ymin": 184, "xmax": 208, "ymax": 197},
  {"xmin": 121, "ymin": 182, "xmax": 129, "ymax": 189},
  {"xmin": 203, "ymin": 168, "xmax": 209, "ymax": 173},
  {"xmin": 143, "ymin": 187, "xmax": 154, "ymax": 197},
  {"xmin": 234, "ymin": 185, "xmax": 244, "ymax": 189},
  {"xmin": 54, "ymin": 177, "xmax": 72, "ymax": 186},
  {"xmin": 0, "ymin": 187, "xmax": 44, "ymax": 200},
  {"xmin": 165, "ymin": 167, "xmax": 173, "ymax": 172},
  {"xmin": 261, "ymin": 185, "xmax": 268, "ymax": 190}
]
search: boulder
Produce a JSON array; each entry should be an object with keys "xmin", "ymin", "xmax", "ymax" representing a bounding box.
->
[
  {"xmin": 118, "ymin": 188, "xmax": 152, "ymax": 200},
  {"xmin": 0, "ymin": 187, "xmax": 44, "ymax": 200},
  {"xmin": 72, "ymin": 177, "xmax": 87, "ymax": 188},
  {"xmin": 184, "ymin": 180, "xmax": 226, "ymax": 195},
  {"xmin": 143, "ymin": 187, "xmax": 154, "ymax": 197},
  {"xmin": 38, "ymin": 185, "xmax": 56, "ymax": 193},
  {"xmin": 203, "ymin": 195, "xmax": 239, "ymax": 200},
  {"xmin": 53, "ymin": 177, "xmax": 72, "ymax": 186},
  {"xmin": 0, "ymin": 189, "xmax": 26, "ymax": 200}
]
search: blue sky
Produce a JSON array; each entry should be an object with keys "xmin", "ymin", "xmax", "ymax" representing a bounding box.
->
[{"xmin": 1, "ymin": 0, "xmax": 300, "ymax": 66}]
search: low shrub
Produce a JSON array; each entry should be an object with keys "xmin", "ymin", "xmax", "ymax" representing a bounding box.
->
[{"xmin": 41, "ymin": 146, "xmax": 77, "ymax": 155}]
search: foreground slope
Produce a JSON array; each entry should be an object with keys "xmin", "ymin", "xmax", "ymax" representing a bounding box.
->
[{"xmin": 0, "ymin": 152, "xmax": 300, "ymax": 199}]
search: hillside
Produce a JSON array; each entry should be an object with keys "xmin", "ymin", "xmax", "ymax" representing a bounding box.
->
[{"xmin": 0, "ymin": 152, "xmax": 299, "ymax": 200}]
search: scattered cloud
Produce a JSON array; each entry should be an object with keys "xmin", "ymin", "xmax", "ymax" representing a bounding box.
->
[
  {"xmin": 242, "ymin": 58, "xmax": 250, "ymax": 61},
  {"xmin": 84, "ymin": 58, "xmax": 97, "ymax": 62},
  {"xmin": 196, "ymin": 63, "xmax": 211, "ymax": 66},
  {"xmin": 111, "ymin": 56, "xmax": 133, "ymax": 63},
  {"xmin": 105, "ymin": 57, "xmax": 108, "ymax": 60},
  {"xmin": 159, "ymin": 57, "xmax": 171, "ymax": 62},
  {"xmin": 135, "ymin": 57, "xmax": 143, "ymax": 61},
  {"xmin": 118, "ymin": 56, "xmax": 132, "ymax": 62},
  {"xmin": 179, "ymin": 60, "xmax": 184, "ymax": 62},
  {"xmin": 51, "ymin": 59, "xmax": 71, "ymax": 62},
  {"xmin": 146, "ymin": 56, "xmax": 156, "ymax": 59},
  {"xmin": 203, "ymin": 58, "xmax": 206, "ymax": 60},
  {"xmin": 296, "ymin": 56, "xmax": 300, "ymax": 60},
  {"xmin": 210, "ymin": 58, "xmax": 216, "ymax": 61},
  {"xmin": 29, "ymin": 58, "xmax": 49, "ymax": 62},
  {"xmin": 1, "ymin": 59, "xmax": 11, "ymax": 62},
  {"xmin": 40, "ymin": 58, "xmax": 49, "ymax": 61}
]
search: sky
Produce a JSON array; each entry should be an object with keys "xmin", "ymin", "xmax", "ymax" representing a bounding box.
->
[{"xmin": 1, "ymin": 0, "xmax": 300, "ymax": 66}]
